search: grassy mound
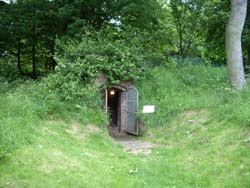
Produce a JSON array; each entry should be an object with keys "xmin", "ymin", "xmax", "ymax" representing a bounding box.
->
[
  {"xmin": 0, "ymin": 80, "xmax": 106, "ymax": 158},
  {"xmin": 138, "ymin": 63, "xmax": 250, "ymax": 127},
  {"xmin": 0, "ymin": 63, "xmax": 250, "ymax": 187},
  {"xmin": 0, "ymin": 113, "xmax": 249, "ymax": 188}
]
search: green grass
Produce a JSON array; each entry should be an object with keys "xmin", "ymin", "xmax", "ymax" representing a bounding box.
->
[
  {"xmin": 1, "ymin": 63, "xmax": 250, "ymax": 187},
  {"xmin": 1, "ymin": 113, "xmax": 249, "ymax": 188},
  {"xmin": 140, "ymin": 110, "xmax": 250, "ymax": 187},
  {"xmin": 137, "ymin": 63, "xmax": 250, "ymax": 127}
]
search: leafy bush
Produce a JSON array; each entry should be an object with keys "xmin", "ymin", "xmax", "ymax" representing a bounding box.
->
[
  {"xmin": 55, "ymin": 29, "xmax": 145, "ymax": 82},
  {"xmin": 0, "ymin": 59, "xmax": 20, "ymax": 81},
  {"xmin": 49, "ymin": 26, "xmax": 169, "ymax": 101}
]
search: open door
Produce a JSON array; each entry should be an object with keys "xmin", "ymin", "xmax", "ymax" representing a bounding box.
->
[{"xmin": 125, "ymin": 86, "xmax": 138, "ymax": 135}]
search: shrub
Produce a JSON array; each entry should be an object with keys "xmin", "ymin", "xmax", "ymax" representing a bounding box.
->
[
  {"xmin": 0, "ymin": 59, "xmax": 19, "ymax": 81},
  {"xmin": 49, "ymin": 26, "xmax": 169, "ymax": 101}
]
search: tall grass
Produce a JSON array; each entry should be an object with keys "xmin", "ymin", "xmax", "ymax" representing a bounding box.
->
[
  {"xmin": 2, "ymin": 60, "xmax": 250, "ymax": 158},
  {"xmin": 137, "ymin": 62, "xmax": 250, "ymax": 127},
  {"xmin": 0, "ymin": 79, "xmax": 106, "ymax": 158},
  {"xmin": 1, "ymin": 61, "xmax": 250, "ymax": 188}
]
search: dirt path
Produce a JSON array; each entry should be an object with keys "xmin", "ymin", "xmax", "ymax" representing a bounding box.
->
[
  {"xmin": 108, "ymin": 126, "xmax": 161, "ymax": 155},
  {"xmin": 116, "ymin": 139, "xmax": 161, "ymax": 155}
]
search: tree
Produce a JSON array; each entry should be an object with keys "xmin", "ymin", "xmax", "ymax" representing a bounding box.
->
[
  {"xmin": 0, "ymin": 0, "xmax": 163, "ymax": 79},
  {"xmin": 202, "ymin": 0, "xmax": 230, "ymax": 64},
  {"xmin": 167, "ymin": 0, "xmax": 206, "ymax": 57},
  {"xmin": 226, "ymin": 0, "xmax": 247, "ymax": 90},
  {"xmin": 0, "ymin": 0, "xmax": 65, "ymax": 78},
  {"xmin": 0, "ymin": 2, "xmax": 26, "ymax": 75}
]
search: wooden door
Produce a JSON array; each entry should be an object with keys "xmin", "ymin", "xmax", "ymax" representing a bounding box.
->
[{"xmin": 125, "ymin": 86, "xmax": 138, "ymax": 135}]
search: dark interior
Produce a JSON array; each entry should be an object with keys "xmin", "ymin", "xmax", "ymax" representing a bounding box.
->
[{"xmin": 107, "ymin": 88, "xmax": 120, "ymax": 127}]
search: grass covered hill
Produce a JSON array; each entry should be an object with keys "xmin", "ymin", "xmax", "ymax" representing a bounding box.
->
[{"xmin": 0, "ymin": 63, "xmax": 250, "ymax": 188}]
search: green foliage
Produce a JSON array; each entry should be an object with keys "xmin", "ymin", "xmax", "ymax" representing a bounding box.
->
[
  {"xmin": 49, "ymin": 23, "xmax": 171, "ymax": 102},
  {"xmin": 0, "ymin": 0, "xmax": 163, "ymax": 78},
  {"xmin": 115, "ymin": 0, "xmax": 162, "ymax": 30},
  {"xmin": 0, "ymin": 59, "xmax": 19, "ymax": 80},
  {"xmin": 214, "ymin": 86, "xmax": 250, "ymax": 124},
  {"xmin": 137, "ymin": 60, "xmax": 250, "ymax": 127},
  {"xmin": 0, "ymin": 0, "xmax": 249, "ymax": 78},
  {"xmin": 242, "ymin": 2, "xmax": 250, "ymax": 66},
  {"xmin": 201, "ymin": 0, "xmax": 230, "ymax": 63},
  {"xmin": 50, "ymin": 27, "xmax": 168, "ymax": 102},
  {"xmin": 0, "ymin": 62, "xmax": 250, "ymax": 187},
  {"xmin": 168, "ymin": 0, "xmax": 206, "ymax": 56},
  {"xmin": 0, "ymin": 78, "xmax": 106, "ymax": 158},
  {"xmin": 0, "ymin": 81, "xmax": 41, "ymax": 158},
  {"xmin": 55, "ymin": 29, "xmax": 145, "ymax": 83},
  {"xmin": 0, "ymin": 0, "xmax": 60, "ymax": 77},
  {"xmin": 1, "ymin": 115, "xmax": 250, "ymax": 187}
]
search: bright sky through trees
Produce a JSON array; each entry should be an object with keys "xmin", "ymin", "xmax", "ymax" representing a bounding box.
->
[{"xmin": 1, "ymin": 0, "xmax": 9, "ymax": 3}]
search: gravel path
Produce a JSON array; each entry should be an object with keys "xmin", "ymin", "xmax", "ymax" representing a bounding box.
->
[{"xmin": 116, "ymin": 139, "xmax": 161, "ymax": 155}]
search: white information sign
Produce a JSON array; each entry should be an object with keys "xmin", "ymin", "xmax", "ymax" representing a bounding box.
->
[{"xmin": 143, "ymin": 105, "xmax": 155, "ymax": 113}]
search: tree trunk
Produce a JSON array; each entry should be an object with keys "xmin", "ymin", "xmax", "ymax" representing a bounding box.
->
[{"xmin": 226, "ymin": 0, "xmax": 247, "ymax": 90}]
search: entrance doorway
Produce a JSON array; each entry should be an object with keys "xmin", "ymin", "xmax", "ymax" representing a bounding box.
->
[
  {"xmin": 105, "ymin": 85, "xmax": 139, "ymax": 136},
  {"xmin": 107, "ymin": 87, "xmax": 121, "ymax": 133}
]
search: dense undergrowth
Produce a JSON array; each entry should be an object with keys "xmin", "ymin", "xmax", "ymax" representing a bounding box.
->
[
  {"xmin": 2, "ymin": 61, "xmax": 250, "ymax": 158},
  {"xmin": 1, "ymin": 61, "xmax": 250, "ymax": 187},
  {"xmin": 0, "ymin": 78, "xmax": 106, "ymax": 158},
  {"xmin": 138, "ymin": 62, "xmax": 250, "ymax": 128}
]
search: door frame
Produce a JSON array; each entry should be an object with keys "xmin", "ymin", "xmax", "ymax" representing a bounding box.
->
[{"xmin": 105, "ymin": 85, "xmax": 126, "ymax": 133}]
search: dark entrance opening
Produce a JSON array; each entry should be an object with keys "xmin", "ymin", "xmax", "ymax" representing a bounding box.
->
[
  {"xmin": 104, "ymin": 84, "xmax": 139, "ymax": 137},
  {"xmin": 107, "ymin": 87, "xmax": 121, "ymax": 133}
]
